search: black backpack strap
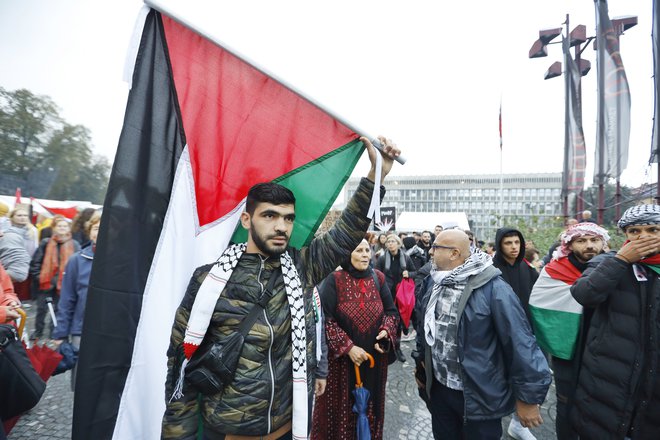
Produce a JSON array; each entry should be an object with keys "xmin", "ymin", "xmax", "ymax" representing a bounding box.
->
[{"xmin": 237, "ymin": 267, "xmax": 281, "ymax": 335}]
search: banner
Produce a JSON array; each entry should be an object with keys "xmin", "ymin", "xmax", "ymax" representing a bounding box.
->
[{"xmin": 594, "ymin": 0, "xmax": 631, "ymax": 184}]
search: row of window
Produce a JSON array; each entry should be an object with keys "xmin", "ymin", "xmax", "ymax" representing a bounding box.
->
[{"xmin": 383, "ymin": 188, "xmax": 561, "ymax": 199}]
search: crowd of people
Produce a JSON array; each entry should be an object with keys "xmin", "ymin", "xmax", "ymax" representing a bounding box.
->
[
  {"xmin": 0, "ymin": 202, "xmax": 101, "ymax": 439},
  {"xmin": 2, "ymin": 137, "xmax": 660, "ymax": 440}
]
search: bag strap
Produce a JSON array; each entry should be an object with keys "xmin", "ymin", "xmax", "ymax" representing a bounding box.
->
[
  {"xmin": 371, "ymin": 270, "xmax": 381, "ymax": 292},
  {"xmin": 236, "ymin": 267, "xmax": 281, "ymax": 336}
]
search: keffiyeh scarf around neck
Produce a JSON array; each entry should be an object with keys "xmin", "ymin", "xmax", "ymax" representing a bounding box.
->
[
  {"xmin": 171, "ymin": 243, "xmax": 309, "ymax": 439},
  {"xmin": 424, "ymin": 250, "xmax": 493, "ymax": 345}
]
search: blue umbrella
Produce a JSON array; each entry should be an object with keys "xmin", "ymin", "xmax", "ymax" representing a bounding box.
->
[{"xmin": 352, "ymin": 353, "xmax": 375, "ymax": 440}]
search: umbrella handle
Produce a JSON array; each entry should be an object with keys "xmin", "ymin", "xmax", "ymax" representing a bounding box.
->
[
  {"xmin": 16, "ymin": 308, "xmax": 27, "ymax": 340},
  {"xmin": 353, "ymin": 353, "xmax": 375, "ymax": 387}
]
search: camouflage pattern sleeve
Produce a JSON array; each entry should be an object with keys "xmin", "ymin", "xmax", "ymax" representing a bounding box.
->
[
  {"xmin": 161, "ymin": 265, "xmax": 213, "ymax": 440},
  {"xmin": 302, "ymin": 178, "xmax": 384, "ymax": 286}
]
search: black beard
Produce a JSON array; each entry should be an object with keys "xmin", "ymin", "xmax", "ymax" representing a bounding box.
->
[{"xmin": 250, "ymin": 225, "xmax": 289, "ymax": 257}]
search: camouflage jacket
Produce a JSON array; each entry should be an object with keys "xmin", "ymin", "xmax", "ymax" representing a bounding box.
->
[{"xmin": 162, "ymin": 178, "xmax": 382, "ymax": 439}]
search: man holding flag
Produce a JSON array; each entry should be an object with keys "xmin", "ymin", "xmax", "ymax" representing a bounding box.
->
[
  {"xmin": 528, "ymin": 222, "xmax": 609, "ymax": 440},
  {"xmin": 570, "ymin": 205, "xmax": 660, "ymax": 439},
  {"xmin": 162, "ymin": 137, "xmax": 400, "ymax": 440}
]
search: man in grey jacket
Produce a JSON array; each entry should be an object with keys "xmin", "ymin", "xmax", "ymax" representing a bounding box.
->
[{"xmin": 414, "ymin": 229, "xmax": 550, "ymax": 440}]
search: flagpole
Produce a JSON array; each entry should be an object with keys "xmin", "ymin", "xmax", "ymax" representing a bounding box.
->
[
  {"xmin": 499, "ymin": 99, "xmax": 504, "ymax": 227},
  {"xmin": 143, "ymin": 0, "xmax": 406, "ymax": 164}
]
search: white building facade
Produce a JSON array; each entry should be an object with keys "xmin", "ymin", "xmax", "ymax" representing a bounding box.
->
[{"xmin": 343, "ymin": 173, "xmax": 563, "ymax": 241}]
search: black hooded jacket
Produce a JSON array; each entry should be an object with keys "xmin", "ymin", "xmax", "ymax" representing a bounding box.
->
[{"xmin": 492, "ymin": 227, "xmax": 538, "ymax": 323}]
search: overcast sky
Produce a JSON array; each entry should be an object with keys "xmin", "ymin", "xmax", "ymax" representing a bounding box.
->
[{"xmin": 1, "ymin": 0, "xmax": 656, "ymax": 189}]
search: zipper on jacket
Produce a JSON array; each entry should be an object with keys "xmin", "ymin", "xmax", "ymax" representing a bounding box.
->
[{"xmin": 258, "ymin": 257, "xmax": 276, "ymax": 433}]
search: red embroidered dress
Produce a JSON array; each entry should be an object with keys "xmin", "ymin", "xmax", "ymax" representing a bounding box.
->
[{"xmin": 311, "ymin": 267, "xmax": 398, "ymax": 440}]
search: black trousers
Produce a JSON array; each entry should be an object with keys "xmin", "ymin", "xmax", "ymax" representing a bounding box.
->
[
  {"xmin": 428, "ymin": 378, "xmax": 502, "ymax": 440},
  {"xmin": 552, "ymin": 357, "xmax": 579, "ymax": 440},
  {"xmin": 33, "ymin": 289, "xmax": 58, "ymax": 338}
]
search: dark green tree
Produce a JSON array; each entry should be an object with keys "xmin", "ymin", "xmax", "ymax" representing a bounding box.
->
[{"xmin": 0, "ymin": 87, "xmax": 110, "ymax": 203}]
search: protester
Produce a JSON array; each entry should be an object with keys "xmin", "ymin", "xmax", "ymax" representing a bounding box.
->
[
  {"xmin": 70, "ymin": 207, "xmax": 96, "ymax": 247},
  {"xmin": 417, "ymin": 230, "xmax": 433, "ymax": 262},
  {"xmin": 1, "ymin": 262, "xmax": 21, "ymax": 324},
  {"xmin": 484, "ymin": 241, "xmax": 495, "ymax": 256},
  {"xmin": 492, "ymin": 227, "xmax": 540, "ymax": 439},
  {"xmin": 375, "ymin": 233, "xmax": 415, "ymax": 360},
  {"xmin": 524, "ymin": 247, "xmax": 543, "ymax": 272},
  {"xmin": 414, "ymin": 230, "xmax": 550, "ymax": 440},
  {"xmin": 0, "ymin": 201, "xmax": 9, "ymax": 232},
  {"xmin": 52, "ymin": 211, "xmax": 101, "ymax": 390},
  {"xmin": 493, "ymin": 228, "xmax": 538, "ymax": 322},
  {"xmin": 29, "ymin": 215, "xmax": 80, "ymax": 340},
  {"xmin": 0, "ymin": 226, "xmax": 30, "ymax": 283},
  {"xmin": 580, "ymin": 210, "xmax": 596, "ymax": 223},
  {"xmin": 8, "ymin": 207, "xmax": 39, "ymax": 257},
  {"xmin": 162, "ymin": 137, "xmax": 400, "ymax": 440},
  {"xmin": 569, "ymin": 205, "xmax": 660, "ymax": 439},
  {"xmin": 310, "ymin": 238, "xmax": 398, "ymax": 440},
  {"xmin": 403, "ymin": 236, "xmax": 426, "ymax": 270},
  {"xmin": 373, "ymin": 233, "xmax": 389, "ymax": 259},
  {"xmin": 528, "ymin": 223, "xmax": 609, "ymax": 440}
]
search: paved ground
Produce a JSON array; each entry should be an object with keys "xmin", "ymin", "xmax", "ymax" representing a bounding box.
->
[{"xmin": 8, "ymin": 306, "xmax": 558, "ymax": 439}]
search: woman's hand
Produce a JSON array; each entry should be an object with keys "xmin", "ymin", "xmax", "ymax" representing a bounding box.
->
[
  {"xmin": 402, "ymin": 270, "xmax": 409, "ymax": 278},
  {"xmin": 2, "ymin": 305, "xmax": 20, "ymax": 323},
  {"xmin": 348, "ymin": 345, "xmax": 370, "ymax": 366},
  {"xmin": 374, "ymin": 330, "xmax": 389, "ymax": 354}
]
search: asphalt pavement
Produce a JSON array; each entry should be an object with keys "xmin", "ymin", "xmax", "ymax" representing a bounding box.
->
[{"xmin": 8, "ymin": 306, "xmax": 558, "ymax": 439}]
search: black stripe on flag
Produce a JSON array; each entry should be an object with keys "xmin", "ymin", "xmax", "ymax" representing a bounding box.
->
[{"xmin": 73, "ymin": 11, "xmax": 185, "ymax": 439}]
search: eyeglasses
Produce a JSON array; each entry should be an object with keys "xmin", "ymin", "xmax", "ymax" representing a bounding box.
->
[{"xmin": 431, "ymin": 244, "xmax": 457, "ymax": 251}]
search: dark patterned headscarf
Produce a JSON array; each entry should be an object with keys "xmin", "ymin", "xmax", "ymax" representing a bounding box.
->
[{"xmin": 617, "ymin": 204, "xmax": 660, "ymax": 229}]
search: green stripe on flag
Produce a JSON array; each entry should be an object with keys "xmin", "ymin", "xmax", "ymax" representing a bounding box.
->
[
  {"xmin": 231, "ymin": 139, "xmax": 364, "ymax": 248},
  {"xmin": 529, "ymin": 305, "xmax": 582, "ymax": 360}
]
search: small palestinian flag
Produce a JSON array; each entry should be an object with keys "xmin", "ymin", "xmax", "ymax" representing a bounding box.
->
[
  {"xmin": 528, "ymin": 257, "xmax": 583, "ymax": 360},
  {"xmin": 73, "ymin": 8, "xmax": 364, "ymax": 440}
]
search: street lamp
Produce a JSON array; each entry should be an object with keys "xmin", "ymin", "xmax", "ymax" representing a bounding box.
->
[{"xmin": 529, "ymin": 15, "xmax": 592, "ymax": 222}]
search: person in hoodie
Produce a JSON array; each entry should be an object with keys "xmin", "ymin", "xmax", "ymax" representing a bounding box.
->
[
  {"xmin": 492, "ymin": 227, "xmax": 540, "ymax": 439},
  {"xmin": 413, "ymin": 229, "xmax": 550, "ymax": 440},
  {"xmin": 493, "ymin": 227, "xmax": 538, "ymax": 324},
  {"xmin": 52, "ymin": 211, "xmax": 101, "ymax": 390}
]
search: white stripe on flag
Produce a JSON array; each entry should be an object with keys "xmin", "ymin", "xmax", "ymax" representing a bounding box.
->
[
  {"xmin": 529, "ymin": 269, "xmax": 582, "ymax": 314},
  {"xmin": 112, "ymin": 147, "xmax": 243, "ymax": 440}
]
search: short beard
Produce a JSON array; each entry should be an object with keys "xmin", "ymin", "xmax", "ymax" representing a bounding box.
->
[{"xmin": 250, "ymin": 225, "xmax": 289, "ymax": 257}]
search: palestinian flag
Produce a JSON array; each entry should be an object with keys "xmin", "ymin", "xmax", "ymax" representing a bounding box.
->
[
  {"xmin": 73, "ymin": 8, "xmax": 365, "ymax": 440},
  {"xmin": 528, "ymin": 257, "xmax": 583, "ymax": 360}
]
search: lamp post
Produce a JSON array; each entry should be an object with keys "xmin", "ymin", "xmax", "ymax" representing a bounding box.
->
[{"xmin": 529, "ymin": 15, "xmax": 591, "ymax": 223}]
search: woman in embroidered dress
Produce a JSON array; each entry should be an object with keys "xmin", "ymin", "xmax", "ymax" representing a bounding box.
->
[
  {"xmin": 311, "ymin": 238, "xmax": 399, "ymax": 440},
  {"xmin": 29, "ymin": 215, "xmax": 80, "ymax": 340}
]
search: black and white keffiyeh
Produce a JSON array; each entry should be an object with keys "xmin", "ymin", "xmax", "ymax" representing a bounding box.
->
[
  {"xmin": 171, "ymin": 243, "xmax": 308, "ymax": 438},
  {"xmin": 423, "ymin": 249, "xmax": 493, "ymax": 346},
  {"xmin": 618, "ymin": 204, "xmax": 660, "ymax": 229}
]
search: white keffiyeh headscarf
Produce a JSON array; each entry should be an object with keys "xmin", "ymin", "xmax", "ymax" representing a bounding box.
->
[{"xmin": 171, "ymin": 243, "xmax": 309, "ymax": 439}]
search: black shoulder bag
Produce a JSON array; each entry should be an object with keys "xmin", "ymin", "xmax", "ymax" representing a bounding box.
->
[
  {"xmin": 185, "ymin": 267, "xmax": 281, "ymax": 395},
  {"xmin": 0, "ymin": 325, "xmax": 47, "ymax": 420}
]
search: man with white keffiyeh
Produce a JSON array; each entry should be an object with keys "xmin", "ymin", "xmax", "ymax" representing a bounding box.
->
[
  {"xmin": 162, "ymin": 137, "xmax": 400, "ymax": 440},
  {"xmin": 412, "ymin": 230, "xmax": 551, "ymax": 440}
]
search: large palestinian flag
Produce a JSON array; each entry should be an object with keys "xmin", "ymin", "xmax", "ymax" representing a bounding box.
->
[
  {"xmin": 528, "ymin": 257, "xmax": 583, "ymax": 360},
  {"xmin": 73, "ymin": 8, "xmax": 365, "ymax": 440}
]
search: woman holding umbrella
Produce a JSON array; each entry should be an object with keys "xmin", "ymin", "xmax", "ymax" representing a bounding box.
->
[{"xmin": 311, "ymin": 237, "xmax": 399, "ymax": 440}]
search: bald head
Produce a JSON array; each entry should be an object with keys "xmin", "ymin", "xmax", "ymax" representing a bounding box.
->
[{"xmin": 431, "ymin": 230, "xmax": 471, "ymax": 270}]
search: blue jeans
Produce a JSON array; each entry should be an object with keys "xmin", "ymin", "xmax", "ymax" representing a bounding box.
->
[{"xmin": 428, "ymin": 378, "xmax": 502, "ymax": 440}]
